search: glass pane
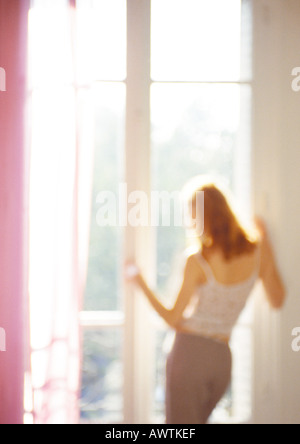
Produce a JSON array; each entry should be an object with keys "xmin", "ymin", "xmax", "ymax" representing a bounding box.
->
[
  {"xmin": 231, "ymin": 321, "xmax": 253, "ymax": 419},
  {"xmin": 76, "ymin": 0, "xmax": 127, "ymax": 82},
  {"xmin": 151, "ymin": 82, "xmax": 253, "ymax": 423},
  {"xmin": 80, "ymin": 330, "xmax": 123, "ymax": 424},
  {"xmin": 152, "ymin": 329, "xmax": 170, "ymax": 423},
  {"xmin": 151, "ymin": 0, "xmax": 241, "ymax": 81},
  {"xmin": 84, "ymin": 83, "xmax": 125, "ymax": 311},
  {"xmin": 151, "ymin": 82, "xmax": 241, "ymax": 291}
]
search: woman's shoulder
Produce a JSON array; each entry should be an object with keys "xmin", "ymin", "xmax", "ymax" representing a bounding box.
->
[
  {"xmin": 184, "ymin": 246, "xmax": 203, "ymax": 265},
  {"xmin": 183, "ymin": 247, "xmax": 207, "ymax": 283}
]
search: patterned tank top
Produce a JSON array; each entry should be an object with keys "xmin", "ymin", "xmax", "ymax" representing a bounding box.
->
[{"xmin": 180, "ymin": 250, "xmax": 260, "ymax": 341}]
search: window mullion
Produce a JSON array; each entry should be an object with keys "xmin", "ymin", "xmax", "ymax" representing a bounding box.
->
[{"xmin": 124, "ymin": 0, "xmax": 153, "ymax": 424}]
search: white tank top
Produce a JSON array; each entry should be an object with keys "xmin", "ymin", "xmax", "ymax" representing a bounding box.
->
[{"xmin": 180, "ymin": 251, "xmax": 260, "ymax": 341}]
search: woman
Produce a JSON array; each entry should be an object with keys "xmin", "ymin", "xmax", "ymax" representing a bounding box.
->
[{"xmin": 125, "ymin": 180, "xmax": 285, "ymax": 424}]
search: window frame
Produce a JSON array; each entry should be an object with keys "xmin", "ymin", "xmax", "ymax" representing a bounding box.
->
[{"xmin": 79, "ymin": 0, "xmax": 256, "ymax": 424}]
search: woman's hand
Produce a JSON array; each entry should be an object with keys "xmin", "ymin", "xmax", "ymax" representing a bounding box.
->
[
  {"xmin": 124, "ymin": 260, "xmax": 142, "ymax": 285},
  {"xmin": 123, "ymin": 256, "xmax": 198, "ymax": 328},
  {"xmin": 254, "ymin": 216, "xmax": 268, "ymax": 240}
]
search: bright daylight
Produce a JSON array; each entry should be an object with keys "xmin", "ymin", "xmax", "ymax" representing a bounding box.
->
[{"xmin": 0, "ymin": 0, "xmax": 300, "ymax": 428}]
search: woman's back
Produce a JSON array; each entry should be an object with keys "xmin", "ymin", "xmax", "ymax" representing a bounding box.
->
[
  {"xmin": 198, "ymin": 247, "xmax": 260, "ymax": 286},
  {"xmin": 179, "ymin": 246, "xmax": 261, "ymax": 342}
]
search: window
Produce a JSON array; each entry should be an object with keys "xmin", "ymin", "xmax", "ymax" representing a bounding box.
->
[
  {"xmin": 150, "ymin": 0, "xmax": 253, "ymax": 423},
  {"xmin": 76, "ymin": 0, "xmax": 127, "ymax": 423},
  {"xmin": 29, "ymin": 0, "xmax": 254, "ymax": 424},
  {"xmin": 79, "ymin": 0, "xmax": 254, "ymax": 425}
]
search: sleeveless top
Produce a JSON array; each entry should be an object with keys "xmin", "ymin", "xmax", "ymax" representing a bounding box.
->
[{"xmin": 180, "ymin": 250, "xmax": 260, "ymax": 342}]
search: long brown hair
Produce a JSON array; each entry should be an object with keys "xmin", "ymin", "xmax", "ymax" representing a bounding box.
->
[{"xmin": 187, "ymin": 179, "xmax": 257, "ymax": 261}]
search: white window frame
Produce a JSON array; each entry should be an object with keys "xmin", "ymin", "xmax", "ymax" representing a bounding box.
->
[{"xmin": 80, "ymin": 0, "xmax": 258, "ymax": 425}]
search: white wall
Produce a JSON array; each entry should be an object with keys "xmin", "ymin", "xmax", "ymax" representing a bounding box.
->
[
  {"xmin": 278, "ymin": 0, "xmax": 300, "ymax": 425},
  {"xmin": 252, "ymin": 0, "xmax": 300, "ymax": 424}
]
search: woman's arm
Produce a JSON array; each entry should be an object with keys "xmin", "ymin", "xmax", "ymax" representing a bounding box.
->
[
  {"xmin": 125, "ymin": 255, "xmax": 202, "ymax": 328},
  {"xmin": 256, "ymin": 219, "xmax": 286, "ymax": 309}
]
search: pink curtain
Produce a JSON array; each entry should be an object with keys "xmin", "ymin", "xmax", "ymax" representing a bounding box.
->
[
  {"xmin": 28, "ymin": 0, "xmax": 94, "ymax": 424},
  {"xmin": 0, "ymin": 0, "xmax": 30, "ymax": 424}
]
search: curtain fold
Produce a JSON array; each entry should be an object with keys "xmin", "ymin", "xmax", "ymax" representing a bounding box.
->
[
  {"xmin": 0, "ymin": 0, "xmax": 30, "ymax": 425},
  {"xmin": 28, "ymin": 0, "xmax": 94, "ymax": 424}
]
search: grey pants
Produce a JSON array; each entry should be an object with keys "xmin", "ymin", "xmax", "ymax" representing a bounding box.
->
[{"xmin": 166, "ymin": 332, "xmax": 232, "ymax": 424}]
